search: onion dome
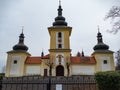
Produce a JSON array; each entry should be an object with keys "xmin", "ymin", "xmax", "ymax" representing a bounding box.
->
[
  {"xmin": 13, "ymin": 31, "xmax": 28, "ymax": 51},
  {"xmin": 53, "ymin": 4, "xmax": 68, "ymax": 26},
  {"xmin": 93, "ymin": 30, "xmax": 109, "ymax": 51}
]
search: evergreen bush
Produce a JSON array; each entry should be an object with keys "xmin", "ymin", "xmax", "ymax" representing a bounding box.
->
[
  {"xmin": 95, "ymin": 71, "xmax": 120, "ymax": 90},
  {"xmin": 0, "ymin": 73, "xmax": 5, "ymax": 77}
]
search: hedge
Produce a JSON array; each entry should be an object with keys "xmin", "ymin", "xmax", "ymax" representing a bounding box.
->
[
  {"xmin": 95, "ymin": 71, "xmax": 120, "ymax": 90},
  {"xmin": 0, "ymin": 73, "xmax": 5, "ymax": 77}
]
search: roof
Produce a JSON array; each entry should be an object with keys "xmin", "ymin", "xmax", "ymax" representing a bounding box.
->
[
  {"xmin": 25, "ymin": 57, "xmax": 42, "ymax": 64},
  {"xmin": 71, "ymin": 56, "xmax": 96, "ymax": 64},
  {"xmin": 41, "ymin": 54, "xmax": 50, "ymax": 59},
  {"xmin": 93, "ymin": 50, "xmax": 114, "ymax": 53},
  {"xmin": 25, "ymin": 55, "xmax": 96, "ymax": 64}
]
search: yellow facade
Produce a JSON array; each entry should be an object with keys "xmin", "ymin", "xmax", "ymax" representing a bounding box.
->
[
  {"xmin": 5, "ymin": 4, "xmax": 115, "ymax": 77},
  {"xmin": 48, "ymin": 27, "xmax": 72, "ymax": 76},
  {"xmin": 48, "ymin": 27, "xmax": 72, "ymax": 49},
  {"xmin": 92, "ymin": 52, "xmax": 115, "ymax": 72},
  {"xmin": 5, "ymin": 52, "xmax": 30, "ymax": 77}
]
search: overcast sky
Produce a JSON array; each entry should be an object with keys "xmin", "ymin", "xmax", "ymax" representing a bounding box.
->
[{"xmin": 0, "ymin": 0, "xmax": 120, "ymax": 72}]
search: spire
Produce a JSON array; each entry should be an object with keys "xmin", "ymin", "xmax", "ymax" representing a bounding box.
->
[
  {"xmin": 18, "ymin": 26, "xmax": 24, "ymax": 44},
  {"xmin": 52, "ymin": 0, "xmax": 68, "ymax": 26},
  {"xmin": 13, "ymin": 27, "xmax": 28, "ymax": 51},
  {"xmin": 82, "ymin": 49, "xmax": 84, "ymax": 57},
  {"xmin": 93, "ymin": 27, "xmax": 109, "ymax": 51},
  {"xmin": 97, "ymin": 25, "xmax": 100, "ymax": 33},
  {"xmin": 58, "ymin": 0, "xmax": 62, "ymax": 16},
  {"xmin": 41, "ymin": 49, "xmax": 44, "ymax": 57},
  {"xmin": 97, "ymin": 26, "xmax": 103, "ymax": 43},
  {"xmin": 22, "ymin": 26, "xmax": 24, "ymax": 34},
  {"xmin": 59, "ymin": 0, "xmax": 61, "ymax": 6},
  {"xmin": 19, "ymin": 27, "xmax": 24, "ymax": 44}
]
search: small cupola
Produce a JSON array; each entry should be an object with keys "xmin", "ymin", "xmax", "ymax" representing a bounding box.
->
[
  {"xmin": 76, "ymin": 51, "xmax": 81, "ymax": 57},
  {"xmin": 93, "ymin": 28, "xmax": 109, "ymax": 51},
  {"xmin": 13, "ymin": 30, "xmax": 28, "ymax": 52},
  {"xmin": 53, "ymin": 1, "xmax": 68, "ymax": 26}
]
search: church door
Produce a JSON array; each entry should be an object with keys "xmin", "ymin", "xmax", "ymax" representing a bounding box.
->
[{"xmin": 56, "ymin": 65, "xmax": 64, "ymax": 76}]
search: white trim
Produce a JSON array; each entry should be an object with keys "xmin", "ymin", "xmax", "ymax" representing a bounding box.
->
[
  {"xmin": 56, "ymin": 32, "xmax": 64, "ymax": 49},
  {"xmin": 56, "ymin": 53, "xmax": 64, "ymax": 65}
]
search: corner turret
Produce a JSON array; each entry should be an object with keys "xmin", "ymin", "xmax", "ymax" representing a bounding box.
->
[{"xmin": 93, "ymin": 28, "xmax": 113, "ymax": 53}]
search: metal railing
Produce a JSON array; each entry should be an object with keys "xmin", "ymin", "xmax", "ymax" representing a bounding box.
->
[{"xmin": 0, "ymin": 75, "xmax": 97, "ymax": 90}]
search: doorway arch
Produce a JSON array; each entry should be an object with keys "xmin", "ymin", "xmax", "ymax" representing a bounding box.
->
[{"xmin": 56, "ymin": 65, "xmax": 64, "ymax": 76}]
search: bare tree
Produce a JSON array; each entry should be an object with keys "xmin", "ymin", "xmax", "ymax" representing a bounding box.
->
[
  {"xmin": 105, "ymin": 6, "xmax": 120, "ymax": 34},
  {"xmin": 115, "ymin": 49, "xmax": 120, "ymax": 70},
  {"xmin": 44, "ymin": 57, "xmax": 53, "ymax": 76},
  {"xmin": 65, "ymin": 57, "xmax": 71, "ymax": 77}
]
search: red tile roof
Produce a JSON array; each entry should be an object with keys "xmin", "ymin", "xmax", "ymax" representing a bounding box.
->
[
  {"xmin": 25, "ymin": 55, "xmax": 96, "ymax": 64},
  {"xmin": 71, "ymin": 56, "xmax": 96, "ymax": 64},
  {"xmin": 25, "ymin": 57, "xmax": 42, "ymax": 64}
]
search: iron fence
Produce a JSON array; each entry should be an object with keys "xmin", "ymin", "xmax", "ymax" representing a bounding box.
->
[{"xmin": 0, "ymin": 75, "xmax": 97, "ymax": 90}]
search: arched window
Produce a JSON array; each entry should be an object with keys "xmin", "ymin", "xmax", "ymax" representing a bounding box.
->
[
  {"xmin": 58, "ymin": 32, "xmax": 62, "ymax": 38},
  {"xmin": 58, "ymin": 32, "xmax": 62, "ymax": 48}
]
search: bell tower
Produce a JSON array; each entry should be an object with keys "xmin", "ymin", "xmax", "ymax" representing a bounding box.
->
[
  {"xmin": 92, "ymin": 27, "xmax": 115, "ymax": 72},
  {"xmin": 48, "ymin": 1, "xmax": 72, "ymax": 76},
  {"xmin": 5, "ymin": 29, "xmax": 31, "ymax": 77}
]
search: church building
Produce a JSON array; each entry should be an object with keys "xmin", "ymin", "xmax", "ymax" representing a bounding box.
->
[{"xmin": 5, "ymin": 3, "xmax": 115, "ymax": 77}]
